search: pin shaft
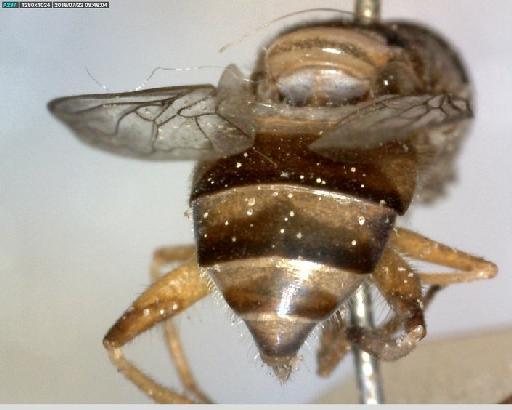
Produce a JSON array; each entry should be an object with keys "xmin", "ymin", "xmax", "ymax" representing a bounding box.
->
[
  {"xmin": 349, "ymin": 1, "xmax": 385, "ymax": 403},
  {"xmin": 355, "ymin": 0, "xmax": 381, "ymax": 24},
  {"xmin": 350, "ymin": 282, "xmax": 385, "ymax": 404}
]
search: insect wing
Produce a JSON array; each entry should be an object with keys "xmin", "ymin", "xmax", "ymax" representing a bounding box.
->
[
  {"xmin": 309, "ymin": 94, "xmax": 473, "ymax": 152},
  {"xmin": 48, "ymin": 85, "xmax": 255, "ymax": 160},
  {"xmin": 213, "ymin": 64, "xmax": 257, "ymax": 153}
]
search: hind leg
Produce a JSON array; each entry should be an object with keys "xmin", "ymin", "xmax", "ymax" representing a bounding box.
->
[
  {"xmin": 316, "ymin": 284, "xmax": 442, "ymax": 376},
  {"xmin": 150, "ymin": 246, "xmax": 212, "ymax": 403},
  {"xmin": 345, "ymin": 248, "xmax": 427, "ymax": 361},
  {"xmin": 343, "ymin": 227, "xmax": 497, "ymax": 361},
  {"xmin": 317, "ymin": 227, "xmax": 496, "ymax": 370},
  {"xmin": 390, "ymin": 228, "xmax": 497, "ymax": 285},
  {"xmin": 103, "ymin": 252, "xmax": 211, "ymax": 403}
]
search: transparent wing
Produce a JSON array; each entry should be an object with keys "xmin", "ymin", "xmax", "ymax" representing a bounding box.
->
[
  {"xmin": 308, "ymin": 94, "xmax": 472, "ymax": 152},
  {"xmin": 48, "ymin": 78, "xmax": 255, "ymax": 160}
]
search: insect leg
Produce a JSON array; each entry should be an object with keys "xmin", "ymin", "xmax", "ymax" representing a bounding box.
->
[
  {"xmin": 150, "ymin": 246, "xmax": 212, "ymax": 403},
  {"xmin": 390, "ymin": 228, "xmax": 497, "ymax": 285},
  {"xmin": 317, "ymin": 285, "xmax": 441, "ymax": 375},
  {"xmin": 103, "ymin": 254, "xmax": 211, "ymax": 403},
  {"xmin": 346, "ymin": 248, "xmax": 426, "ymax": 361},
  {"xmin": 316, "ymin": 310, "xmax": 351, "ymax": 377},
  {"xmin": 376, "ymin": 284, "xmax": 442, "ymax": 336}
]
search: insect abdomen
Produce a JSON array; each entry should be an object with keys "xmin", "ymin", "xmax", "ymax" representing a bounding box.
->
[{"xmin": 192, "ymin": 182, "xmax": 395, "ymax": 377}]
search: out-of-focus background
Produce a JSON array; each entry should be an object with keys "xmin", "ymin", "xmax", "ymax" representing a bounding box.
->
[{"xmin": 1, "ymin": 0, "xmax": 511, "ymax": 404}]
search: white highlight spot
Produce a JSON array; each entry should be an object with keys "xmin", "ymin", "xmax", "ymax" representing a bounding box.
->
[{"xmin": 322, "ymin": 47, "xmax": 342, "ymax": 55}]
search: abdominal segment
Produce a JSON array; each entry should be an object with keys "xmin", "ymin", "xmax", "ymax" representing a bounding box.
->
[{"xmin": 193, "ymin": 184, "xmax": 396, "ymax": 273}]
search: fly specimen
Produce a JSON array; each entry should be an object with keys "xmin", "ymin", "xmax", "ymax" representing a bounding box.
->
[{"xmin": 48, "ymin": 4, "xmax": 497, "ymax": 404}]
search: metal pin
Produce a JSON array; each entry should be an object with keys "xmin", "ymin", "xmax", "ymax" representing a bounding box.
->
[
  {"xmin": 349, "ymin": 3, "xmax": 385, "ymax": 401},
  {"xmin": 350, "ymin": 282, "xmax": 385, "ymax": 404},
  {"xmin": 350, "ymin": 0, "xmax": 384, "ymax": 404},
  {"xmin": 355, "ymin": 0, "xmax": 381, "ymax": 24}
]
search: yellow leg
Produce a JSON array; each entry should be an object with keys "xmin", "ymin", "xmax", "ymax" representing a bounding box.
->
[
  {"xmin": 150, "ymin": 246, "xmax": 212, "ymax": 403},
  {"xmin": 390, "ymin": 228, "xmax": 497, "ymax": 285},
  {"xmin": 346, "ymin": 248, "xmax": 426, "ymax": 360},
  {"xmin": 316, "ymin": 284, "xmax": 442, "ymax": 376},
  {"xmin": 341, "ymin": 227, "xmax": 496, "ymax": 361},
  {"xmin": 103, "ymin": 251, "xmax": 211, "ymax": 403},
  {"xmin": 377, "ymin": 284, "xmax": 442, "ymax": 337}
]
